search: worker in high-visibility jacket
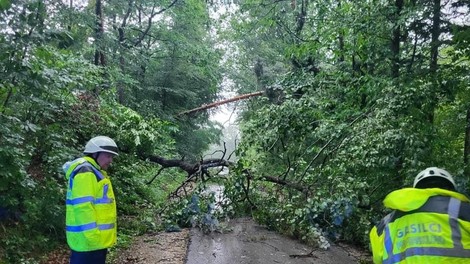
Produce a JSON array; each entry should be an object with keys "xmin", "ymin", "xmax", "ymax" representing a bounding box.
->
[
  {"xmin": 63, "ymin": 136, "xmax": 119, "ymax": 264},
  {"xmin": 369, "ymin": 167, "xmax": 470, "ymax": 263}
]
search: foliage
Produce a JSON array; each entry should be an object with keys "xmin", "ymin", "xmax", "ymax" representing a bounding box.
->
[
  {"xmin": 161, "ymin": 185, "xmax": 226, "ymax": 234},
  {"xmin": 0, "ymin": 0, "xmax": 225, "ymax": 260},
  {"xmin": 104, "ymin": 0, "xmax": 224, "ymax": 160},
  {"xmin": 229, "ymin": 0, "xmax": 470, "ymax": 251},
  {"xmin": 0, "ymin": 38, "xmax": 103, "ymax": 261},
  {"xmin": 0, "ymin": 35, "xmax": 181, "ymax": 264},
  {"xmin": 0, "ymin": 90, "xmax": 178, "ymax": 262}
]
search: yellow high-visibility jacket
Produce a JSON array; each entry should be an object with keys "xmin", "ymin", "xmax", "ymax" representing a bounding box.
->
[
  {"xmin": 64, "ymin": 156, "xmax": 117, "ymax": 252},
  {"xmin": 370, "ymin": 188, "xmax": 470, "ymax": 264}
]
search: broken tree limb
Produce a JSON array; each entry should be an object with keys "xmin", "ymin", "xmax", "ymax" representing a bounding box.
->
[
  {"xmin": 144, "ymin": 153, "xmax": 234, "ymax": 185},
  {"xmin": 144, "ymin": 152, "xmax": 306, "ymax": 192},
  {"xmin": 177, "ymin": 91, "xmax": 264, "ymax": 116},
  {"xmin": 261, "ymin": 175, "xmax": 308, "ymax": 193}
]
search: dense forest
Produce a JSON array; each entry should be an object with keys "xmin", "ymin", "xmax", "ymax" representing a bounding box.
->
[{"xmin": 0, "ymin": 0, "xmax": 469, "ymax": 263}]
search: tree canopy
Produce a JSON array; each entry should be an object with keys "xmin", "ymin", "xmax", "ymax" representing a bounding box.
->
[{"xmin": 225, "ymin": 0, "xmax": 470, "ymax": 248}]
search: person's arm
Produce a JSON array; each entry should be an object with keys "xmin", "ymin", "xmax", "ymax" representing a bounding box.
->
[{"xmin": 369, "ymin": 225, "xmax": 384, "ymax": 263}]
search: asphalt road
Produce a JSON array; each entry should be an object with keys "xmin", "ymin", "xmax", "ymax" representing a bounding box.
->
[{"xmin": 185, "ymin": 218, "xmax": 362, "ymax": 264}]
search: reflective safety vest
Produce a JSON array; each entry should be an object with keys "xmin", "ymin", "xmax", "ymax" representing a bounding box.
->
[
  {"xmin": 370, "ymin": 188, "xmax": 470, "ymax": 264},
  {"xmin": 64, "ymin": 157, "xmax": 117, "ymax": 252}
]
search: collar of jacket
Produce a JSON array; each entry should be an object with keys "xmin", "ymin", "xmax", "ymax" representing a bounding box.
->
[
  {"xmin": 82, "ymin": 156, "xmax": 101, "ymax": 170},
  {"xmin": 383, "ymin": 188, "xmax": 470, "ymax": 212}
]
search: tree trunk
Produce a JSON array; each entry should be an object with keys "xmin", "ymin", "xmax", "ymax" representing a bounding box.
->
[
  {"xmin": 391, "ymin": 0, "xmax": 403, "ymax": 79},
  {"xmin": 118, "ymin": 56, "xmax": 125, "ymax": 104},
  {"xmin": 430, "ymin": 0, "xmax": 440, "ymax": 73},
  {"xmin": 94, "ymin": 0, "xmax": 105, "ymax": 67},
  {"xmin": 295, "ymin": 0, "xmax": 307, "ymax": 35},
  {"xmin": 427, "ymin": 0, "xmax": 441, "ymax": 124},
  {"xmin": 93, "ymin": 0, "xmax": 106, "ymax": 95},
  {"xmin": 337, "ymin": 0, "xmax": 344, "ymax": 63},
  {"xmin": 178, "ymin": 91, "xmax": 264, "ymax": 116},
  {"xmin": 464, "ymin": 108, "xmax": 470, "ymax": 176}
]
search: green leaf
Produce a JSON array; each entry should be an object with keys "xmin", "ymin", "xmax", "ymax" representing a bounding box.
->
[{"xmin": 0, "ymin": 0, "xmax": 11, "ymax": 11}]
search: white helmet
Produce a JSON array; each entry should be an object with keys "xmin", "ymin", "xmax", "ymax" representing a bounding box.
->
[
  {"xmin": 84, "ymin": 136, "xmax": 119, "ymax": 156},
  {"xmin": 413, "ymin": 167, "xmax": 455, "ymax": 189}
]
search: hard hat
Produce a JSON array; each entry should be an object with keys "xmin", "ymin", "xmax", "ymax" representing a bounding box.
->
[
  {"xmin": 83, "ymin": 136, "xmax": 119, "ymax": 156},
  {"xmin": 413, "ymin": 167, "xmax": 456, "ymax": 189}
]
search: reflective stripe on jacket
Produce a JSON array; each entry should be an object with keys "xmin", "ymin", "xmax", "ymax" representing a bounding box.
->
[
  {"xmin": 65, "ymin": 156, "xmax": 117, "ymax": 252},
  {"xmin": 370, "ymin": 188, "xmax": 470, "ymax": 264}
]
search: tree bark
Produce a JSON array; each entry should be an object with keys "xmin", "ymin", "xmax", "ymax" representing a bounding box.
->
[
  {"xmin": 177, "ymin": 91, "xmax": 264, "ymax": 116},
  {"xmin": 337, "ymin": 0, "xmax": 344, "ymax": 63},
  {"xmin": 116, "ymin": 0, "xmax": 134, "ymax": 104},
  {"xmin": 144, "ymin": 154, "xmax": 234, "ymax": 185},
  {"xmin": 428, "ymin": 0, "xmax": 441, "ymax": 124},
  {"xmin": 262, "ymin": 175, "xmax": 307, "ymax": 193},
  {"xmin": 94, "ymin": 0, "xmax": 105, "ymax": 67},
  {"xmin": 294, "ymin": 0, "xmax": 307, "ymax": 35},
  {"xmin": 430, "ymin": 0, "xmax": 440, "ymax": 73},
  {"xmin": 391, "ymin": 0, "xmax": 403, "ymax": 79},
  {"xmin": 464, "ymin": 108, "xmax": 470, "ymax": 176}
]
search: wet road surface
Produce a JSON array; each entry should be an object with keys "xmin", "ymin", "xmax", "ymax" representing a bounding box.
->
[{"xmin": 185, "ymin": 218, "xmax": 361, "ymax": 264}]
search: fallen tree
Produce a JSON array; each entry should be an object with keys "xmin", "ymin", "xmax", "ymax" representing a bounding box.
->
[
  {"xmin": 177, "ymin": 91, "xmax": 264, "ymax": 116},
  {"xmin": 142, "ymin": 109, "xmax": 371, "ymax": 204}
]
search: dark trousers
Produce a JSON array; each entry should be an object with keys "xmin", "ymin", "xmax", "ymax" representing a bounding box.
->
[{"xmin": 70, "ymin": 248, "xmax": 107, "ymax": 264}]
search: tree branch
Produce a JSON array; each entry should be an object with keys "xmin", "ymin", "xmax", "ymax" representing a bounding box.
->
[
  {"xmin": 177, "ymin": 91, "xmax": 264, "ymax": 116},
  {"xmin": 262, "ymin": 175, "xmax": 308, "ymax": 193}
]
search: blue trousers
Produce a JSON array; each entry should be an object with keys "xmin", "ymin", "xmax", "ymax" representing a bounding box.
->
[{"xmin": 70, "ymin": 248, "xmax": 107, "ymax": 264}]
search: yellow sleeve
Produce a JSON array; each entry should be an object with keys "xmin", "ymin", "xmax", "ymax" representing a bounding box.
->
[{"xmin": 370, "ymin": 226, "xmax": 384, "ymax": 264}]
